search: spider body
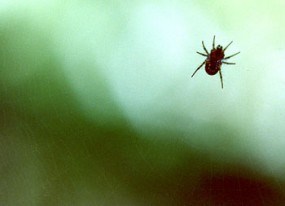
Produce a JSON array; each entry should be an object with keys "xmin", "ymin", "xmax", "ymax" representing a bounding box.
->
[
  {"xmin": 191, "ymin": 36, "xmax": 240, "ymax": 88},
  {"xmin": 205, "ymin": 46, "xmax": 224, "ymax": 75}
]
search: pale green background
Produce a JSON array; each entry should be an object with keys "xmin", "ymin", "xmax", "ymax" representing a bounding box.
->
[{"xmin": 0, "ymin": 1, "xmax": 285, "ymax": 205}]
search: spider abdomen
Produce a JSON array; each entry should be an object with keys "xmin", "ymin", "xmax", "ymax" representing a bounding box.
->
[{"xmin": 205, "ymin": 61, "xmax": 221, "ymax": 75}]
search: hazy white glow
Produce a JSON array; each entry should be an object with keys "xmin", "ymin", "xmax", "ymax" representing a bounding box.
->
[{"xmin": 98, "ymin": 3, "xmax": 192, "ymax": 126}]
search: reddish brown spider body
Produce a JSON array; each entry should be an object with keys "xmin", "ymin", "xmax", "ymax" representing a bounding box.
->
[
  {"xmin": 205, "ymin": 46, "xmax": 224, "ymax": 75},
  {"xmin": 191, "ymin": 36, "xmax": 240, "ymax": 88}
]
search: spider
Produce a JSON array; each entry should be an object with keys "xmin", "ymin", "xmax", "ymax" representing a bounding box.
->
[{"xmin": 191, "ymin": 36, "xmax": 240, "ymax": 88}]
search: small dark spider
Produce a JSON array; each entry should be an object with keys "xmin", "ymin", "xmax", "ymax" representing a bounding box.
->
[{"xmin": 191, "ymin": 36, "xmax": 240, "ymax": 88}]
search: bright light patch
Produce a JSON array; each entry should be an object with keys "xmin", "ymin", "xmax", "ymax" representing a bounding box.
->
[{"xmin": 102, "ymin": 3, "xmax": 191, "ymax": 127}]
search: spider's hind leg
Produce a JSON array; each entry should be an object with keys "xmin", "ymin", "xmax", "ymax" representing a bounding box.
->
[
  {"xmin": 222, "ymin": 61, "xmax": 236, "ymax": 65},
  {"xmin": 218, "ymin": 70, "xmax": 223, "ymax": 89},
  {"xmin": 191, "ymin": 61, "xmax": 205, "ymax": 77}
]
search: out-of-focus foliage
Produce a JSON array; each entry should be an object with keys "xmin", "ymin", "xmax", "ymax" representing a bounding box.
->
[{"xmin": 1, "ymin": 1, "xmax": 285, "ymax": 205}]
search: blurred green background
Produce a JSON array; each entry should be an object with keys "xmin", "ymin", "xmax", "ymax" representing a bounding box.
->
[{"xmin": 1, "ymin": 1, "xmax": 285, "ymax": 205}]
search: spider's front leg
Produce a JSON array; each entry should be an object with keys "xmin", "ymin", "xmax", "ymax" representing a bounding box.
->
[
  {"xmin": 224, "ymin": 52, "xmax": 240, "ymax": 60},
  {"xmin": 196, "ymin": 52, "xmax": 207, "ymax": 57},
  {"xmin": 202, "ymin": 41, "xmax": 209, "ymax": 55}
]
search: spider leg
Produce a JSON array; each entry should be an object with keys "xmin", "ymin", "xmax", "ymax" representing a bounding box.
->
[
  {"xmin": 196, "ymin": 51, "xmax": 208, "ymax": 57},
  {"xmin": 218, "ymin": 70, "xmax": 223, "ymax": 89},
  {"xmin": 212, "ymin": 35, "xmax": 215, "ymax": 49},
  {"xmin": 222, "ymin": 61, "xmax": 236, "ymax": 65},
  {"xmin": 224, "ymin": 52, "xmax": 240, "ymax": 60},
  {"xmin": 223, "ymin": 41, "xmax": 233, "ymax": 51},
  {"xmin": 202, "ymin": 41, "xmax": 209, "ymax": 55},
  {"xmin": 191, "ymin": 61, "xmax": 206, "ymax": 77}
]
